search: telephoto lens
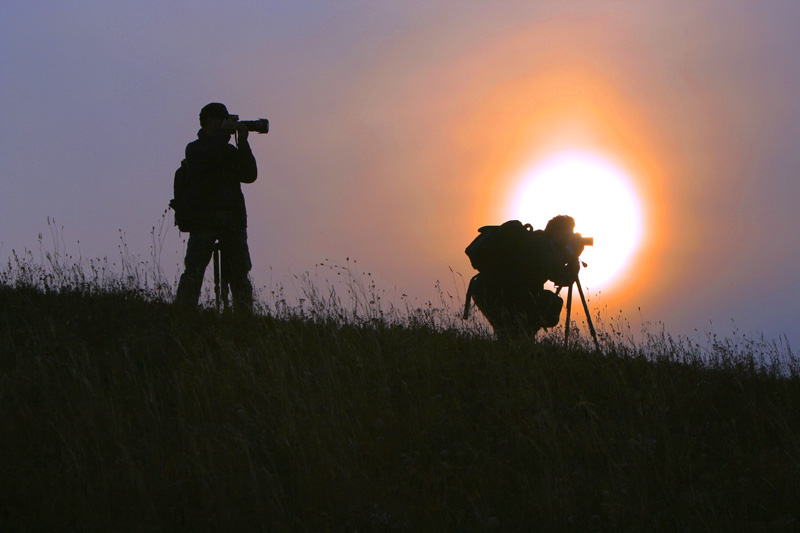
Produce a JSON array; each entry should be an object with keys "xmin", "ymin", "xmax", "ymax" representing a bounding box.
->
[{"xmin": 238, "ymin": 118, "xmax": 269, "ymax": 134}]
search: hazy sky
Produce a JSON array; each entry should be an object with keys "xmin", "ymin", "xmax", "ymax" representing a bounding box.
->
[{"xmin": 3, "ymin": 1, "xmax": 800, "ymax": 348}]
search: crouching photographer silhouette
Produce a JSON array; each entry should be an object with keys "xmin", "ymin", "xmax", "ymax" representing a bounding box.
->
[{"xmin": 463, "ymin": 215, "xmax": 598, "ymax": 346}]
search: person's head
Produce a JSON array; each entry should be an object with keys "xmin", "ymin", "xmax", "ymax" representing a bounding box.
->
[
  {"xmin": 544, "ymin": 215, "xmax": 575, "ymax": 246},
  {"xmin": 199, "ymin": 102, "xmax": 230, "ymax": 132}
]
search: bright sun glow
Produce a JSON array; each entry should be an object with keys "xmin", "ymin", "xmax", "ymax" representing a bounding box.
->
[{"xmin": 510, "ymin": 153, "xmax": 642, "ymax": 291}]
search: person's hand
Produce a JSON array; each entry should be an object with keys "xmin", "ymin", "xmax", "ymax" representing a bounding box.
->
[
  {"xmin": 221, "ymin": 116, "xmax": 239, "ymax": 133},
  {"xmin": 566, "ymin": 233, "xmax": 586, "ymax": 257},
  {"xmin": 221, "ymin": 116, "xmax": 248, "ymax": 142},
  {"xmin": 552, "ymin": 259, "xmax": 580, "ymax": 286}
]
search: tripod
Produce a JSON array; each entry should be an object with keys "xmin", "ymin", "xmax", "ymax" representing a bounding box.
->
[
  {"xmin": 555, "ymin": 273, "xmax": 600, "ymax": 350},
  {"xmin": 211, "ymin": 239, "xmax": 229, "ymax": 313}
]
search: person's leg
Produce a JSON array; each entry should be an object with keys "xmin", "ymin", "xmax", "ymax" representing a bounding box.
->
[
  {"xmin": 473, "ymin": 277, "xmax": 545, "ymax": 339},
  {"xmin": 220, "ymin": 229, "xmax": 253, "ymax": 313},
  {"xmin": 509, "ymin": 286, "xmax": 548, "ymax": 338},
  {"xmin": 532, "ymin": 289, "xmax": 563, "ymax": 328},
  {"xmin": 175, "ymin": 231, "xmax": 216, "ymax": 307},
  {"xmin": 472, "ymin": 275, "xmax": 517, "ymax": 338}
]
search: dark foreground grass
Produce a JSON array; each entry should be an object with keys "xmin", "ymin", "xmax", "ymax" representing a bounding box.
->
[{"xmin": 2, "ymin": 285, "xmax": 800, "ymax": 531}]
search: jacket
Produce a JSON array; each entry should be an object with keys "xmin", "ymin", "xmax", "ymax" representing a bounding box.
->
[{"xmin": 173, "ymin": 129, "xmax": 258, "ymax": 232}]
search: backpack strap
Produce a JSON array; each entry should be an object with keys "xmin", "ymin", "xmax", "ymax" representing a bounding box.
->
[{"xmin": 462, "ymin": 274, "xmax": 479, "ymax": 319}]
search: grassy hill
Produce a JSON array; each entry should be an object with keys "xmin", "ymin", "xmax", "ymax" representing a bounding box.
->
[{"xmin": 1, "ymin": 280, "xmax": 799, "ymax": 531}]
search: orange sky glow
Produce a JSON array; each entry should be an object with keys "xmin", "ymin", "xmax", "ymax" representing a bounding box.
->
[
  {"xmin": 3, "ymin": 2, "xmax": 800, "ymax": 345},
  {"xmin": 415, "ymin": 27, "xmax": 674, "ymax": 314}
]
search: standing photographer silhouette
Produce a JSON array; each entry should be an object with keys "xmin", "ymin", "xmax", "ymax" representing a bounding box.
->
[{"xmin": 172, "ymin": 102, "xmax": 259, "ymax": 313}]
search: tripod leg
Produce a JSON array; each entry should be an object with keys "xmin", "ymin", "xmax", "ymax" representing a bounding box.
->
[
  {"xmin": 220, "ymin": 248, "xmax": 230, "ymax": 311},
  {"xmin": 575, "ymin": 278, "xmax": 600, "ymax": 351},
  {"xmin": 213, "ymin": 244, "xmax": 221, "ymax": 313},
  {"xmin": 564, "ymin": 284, "xmax": 573, "ymax": 347}
]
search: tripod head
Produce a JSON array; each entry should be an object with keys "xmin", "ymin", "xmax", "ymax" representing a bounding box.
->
[{"xmin": 552, "ymin": 230, "xmax": 599, "ymax": 350}]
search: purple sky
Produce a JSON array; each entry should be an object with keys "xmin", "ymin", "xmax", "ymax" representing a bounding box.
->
[{"xmin": 3, "ymin": 1, "xmax": 800, "ymax": 348}]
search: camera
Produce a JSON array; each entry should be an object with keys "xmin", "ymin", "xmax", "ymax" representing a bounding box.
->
[
  {"xmin": 570, "ymin": 233, "xmax": 593, "ymax": 247},
  {"xmin": 226, "ymin": 115, "xmax": 269, "ymax": 134}
]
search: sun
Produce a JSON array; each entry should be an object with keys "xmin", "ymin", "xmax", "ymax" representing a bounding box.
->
[{"xmin": 509, "ymin": 152, "xmax": 642, "ymax": 291}]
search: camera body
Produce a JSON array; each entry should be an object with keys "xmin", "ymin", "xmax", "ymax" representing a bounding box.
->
[{"xmin": 226, "ymin": 115, "xmax": 269, "ymax": 134}]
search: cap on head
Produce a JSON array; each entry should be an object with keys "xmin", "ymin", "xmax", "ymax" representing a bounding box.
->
[{"xmin": 199, "ymin": 102, "xmax": 230, "ymax": 126}]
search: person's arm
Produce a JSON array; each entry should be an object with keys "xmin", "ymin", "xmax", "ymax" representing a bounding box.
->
[
  {"xmin": 545, "ymin": 237, "xmax": 583, "ymax": 286},
  {"xmin": 234, "ymin": 135, "xmax": 258, "ymax": 184},
  {"xmin": 564, "ymin": 234, "xmax": 586, "ymax": 260},
  {"xmin": 222, "ymin": 118, "xmax": 257, "ymax": 184}
]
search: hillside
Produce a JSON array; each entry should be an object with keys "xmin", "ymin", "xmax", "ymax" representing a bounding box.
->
[{"xmin": 1, "ymin": 285, "xmax": 799, "ymax": 530}]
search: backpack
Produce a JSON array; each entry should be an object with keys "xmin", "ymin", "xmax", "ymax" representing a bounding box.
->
[
  {"xmin": 462, "ymin": 220, "xmax": 560, "ymax": 321},
  {"xmin": 465, "ymin": 220, "xmax": 538, "ymax": 276},
  {"xmin": 169, "ymin": 159, "xmax": 189, "ymax": 229}
]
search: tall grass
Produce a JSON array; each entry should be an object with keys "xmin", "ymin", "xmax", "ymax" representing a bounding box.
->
[{"xmin": 1, "ymin": 233, "xmax": 799, "ymax": 530}]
